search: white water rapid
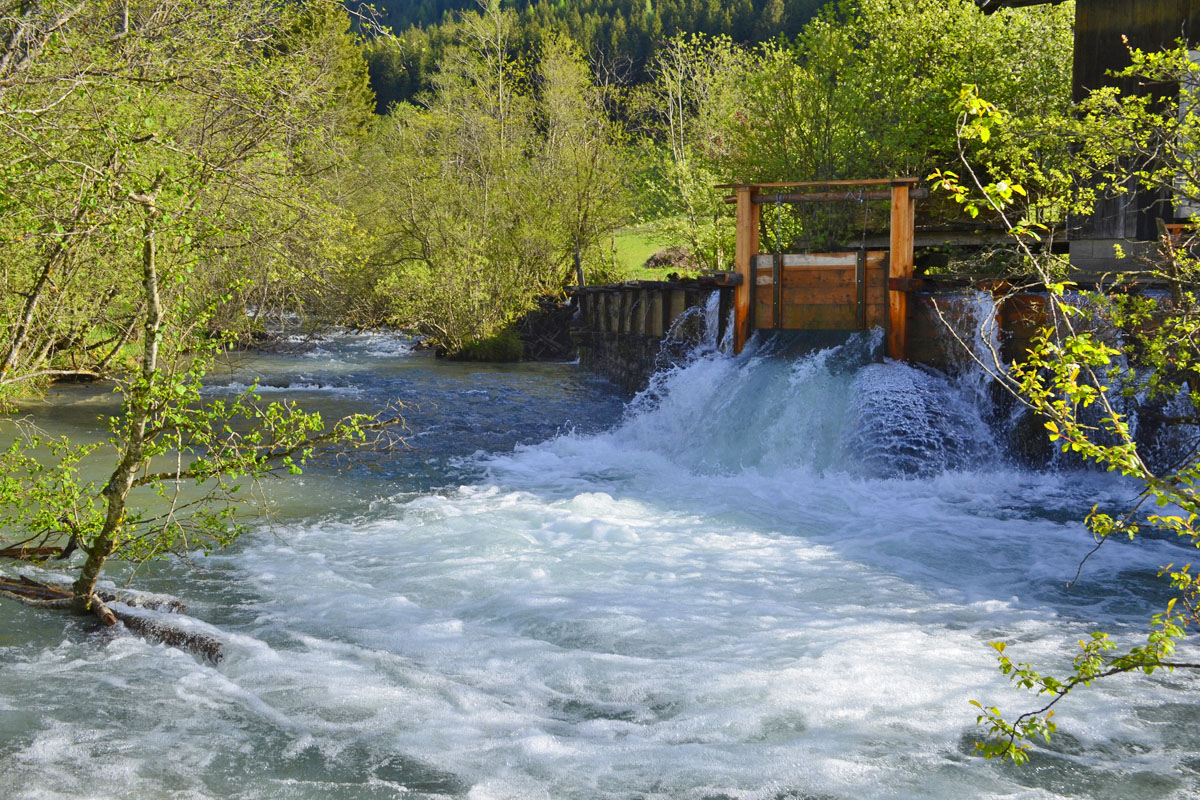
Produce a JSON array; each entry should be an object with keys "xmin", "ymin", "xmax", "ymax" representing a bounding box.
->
[{"xmin": 0, "ymin": 320, "xmax": 1197, "ymax": 799}]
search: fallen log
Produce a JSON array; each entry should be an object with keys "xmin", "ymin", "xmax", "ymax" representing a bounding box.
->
[
  {"xmin": 0, "ymin": 546, "xmax": 66, "ymax": 561},
  {"xmin": 0, "ymin": 575, "xmax": 219, "ymax": 662},
  {"xmin": 0, "ymin": 576, "xmax": 115, "ymax": 623},
  {"xmin": 0, "ymin": 575, "xmax": 184, "ymax": 612},
  {"xmin": 112, "ymin": 607, "xmax": 223, "ymax": 664},
  {"xmin": 0, "ymin": 575, "xmax": 76, "ymax": 608},
  {"xmin": 106, "ymin": 589, "xmax": 186, "ymax": 614}
]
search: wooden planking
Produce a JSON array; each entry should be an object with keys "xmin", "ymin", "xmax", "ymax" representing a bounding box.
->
[
  {"xmin": 751, "ymin": 250, "xmax": 888, "ymax": 331},
  {"xmin": 752, "ymin": 253, "xmax": 861, "ymax": 269},
  {"xmin": 869, "ymin": 299, "xmax": 890, "ymax": 329},
  {"xmin": 755, "ymin": 262, "xmax": 887, "ymax": 288},
  {"xmin": 1069, "ymin": 1, "xmax": 1194, "ymax": 239},
  {"xmin": 783, "ymin": 304, "xmax": 858, "ymax": 330},
  {"xmin": 755, "ymin": 300, "xmax": 888, "ymax": 330},
  {"xmin": 756, "ymin": 267, "xmax": 854, "ymax": 287},
  {"xmin": 1071, "ymin": 0, "xmax": 1198, "ymax": 102},
  {"xmin": 770, "ymin": 285, "xmax": 888, "ymax": 306}
]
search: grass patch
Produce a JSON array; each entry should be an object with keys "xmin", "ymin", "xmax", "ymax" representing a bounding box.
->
[
  {"xmin": 605, "ymin": 220, "xmax": 704, "ymax": 282},
  {"xmin": 610, "ymin": 224, "xmax": 662, "ymax": 279}
]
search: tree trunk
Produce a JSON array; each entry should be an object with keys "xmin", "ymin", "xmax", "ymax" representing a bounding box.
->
[
  {"xmin": 71, "ymin": 181, "xmax": 163, "ymax": 622},
  {"xmin": 1, "ymin": 237, "xmax": 70, "ymax": 380}
]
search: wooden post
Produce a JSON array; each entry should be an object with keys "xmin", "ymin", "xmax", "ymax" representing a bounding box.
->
[
  {"xmin": 647, "ymin": 289, "xmax": 664, "ymax": 337},
  {"xmin": 634, "ymin": 289, "xmax": 648, "ymax": 335},
  {"xmin": 733, "ymin": 187, "xmax": 760, "ymax": 354},
  {"xmin": 888, "ymin": 182, "xmax": 915, "ymax": 360},
  {"xmin": 667, "ymin": 289, "xmax": 686, "ymax": 330}
]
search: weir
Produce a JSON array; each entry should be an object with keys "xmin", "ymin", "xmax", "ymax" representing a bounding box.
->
[
  {"xmin": 571, "ymin": 277, "xmax": 734, "ymax": 393},
  {"xmin": 571, "ymin": 177, "xmax": 1046, "ymax": 391}
]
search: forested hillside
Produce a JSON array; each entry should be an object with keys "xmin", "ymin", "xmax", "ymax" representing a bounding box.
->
[{"xmin": 361, "ymin": 0, "xmax": 825, "ymax": 111}]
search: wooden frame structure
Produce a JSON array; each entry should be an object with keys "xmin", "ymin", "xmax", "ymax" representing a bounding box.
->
[{"xmin": 719, "ymin": 178, "xmax": 920, "ymax": 359}]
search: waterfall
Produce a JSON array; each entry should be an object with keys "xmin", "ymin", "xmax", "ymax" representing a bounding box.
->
[{"xmin": 620, "ymin": 293, "xmax": 1004, "ymax": 479}]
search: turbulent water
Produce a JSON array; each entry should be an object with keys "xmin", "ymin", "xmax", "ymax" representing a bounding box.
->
[{"xmin": 1, "ymin": 322, "xmax": 1198, "ymax": 800}]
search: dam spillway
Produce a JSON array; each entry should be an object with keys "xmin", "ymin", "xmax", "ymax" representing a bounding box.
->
[{"xmin": 571, "ymin": 178, "xmax": 1049, "ymax": 393}]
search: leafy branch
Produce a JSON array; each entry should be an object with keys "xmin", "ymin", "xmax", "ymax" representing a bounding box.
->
[{"xmin": 932, "ymin": 77, "xmax": 1200, "ymax": 763}]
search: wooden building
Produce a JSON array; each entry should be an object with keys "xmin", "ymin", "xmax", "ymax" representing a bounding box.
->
[{"xmin": 982, "ymin": 0, "xmax": 1200, "ymax": 270}]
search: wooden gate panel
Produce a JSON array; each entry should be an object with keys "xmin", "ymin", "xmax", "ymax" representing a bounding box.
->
[{"xmin": 752, "ymin": 251, "xmax": 888, "ymax": 331}]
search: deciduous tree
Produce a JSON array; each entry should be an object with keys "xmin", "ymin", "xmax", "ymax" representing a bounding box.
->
[{"xmin": 0, "ymin": 0, "xmax": 396, "ymax": 630}]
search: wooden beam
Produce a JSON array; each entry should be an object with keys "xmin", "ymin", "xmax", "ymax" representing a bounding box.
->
[
  {"xmin": 724, "ymin": 188, "xmax": 930, "ymax": 205},
  {"xmin": 888, "ymin": 183, "xmax": 915, "ymax": 360},
  {"xmin": 733, "ymin": 187, "xmax": 759, "ymax": 354},
  {"xmin": 752, "ymin": 253, "xmax": 862, "ymax": 270},
  {"xmin": 755, "ymin": 300, "xmax": 890, "ymax": 331},
  {"xmin": 978, "ymin": 0, "xmax": 1063, "ymax": 12},
  {"xmin": 715, "ymin": 178, "xmax": 920, "ymax": 189}
]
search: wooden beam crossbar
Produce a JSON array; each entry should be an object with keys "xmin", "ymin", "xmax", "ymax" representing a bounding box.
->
[
  {"xmin": 726, "ymin": 179, "xmax": 917, "ymax": 359},
  {"xmin": 716, "ymin": 178, "xmax": 920, "ymax": 189},
  {"xmin": 723, "ymin": 187, "xmax": 931, "ymax": 204}
]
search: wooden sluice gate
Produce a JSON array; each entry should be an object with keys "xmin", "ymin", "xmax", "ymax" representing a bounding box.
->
[
  {"xmin": 722, "ymin": 177, "xmax": 1054, "ymax": 367},
  {"xmin": 724, "ymin": 178, "xmax": 923, "ymax": 359}
]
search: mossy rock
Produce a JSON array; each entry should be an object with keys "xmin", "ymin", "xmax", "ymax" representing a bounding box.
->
[{"xmin": 448, "ymin": 327, "xmax": 524, "ymax": 362}]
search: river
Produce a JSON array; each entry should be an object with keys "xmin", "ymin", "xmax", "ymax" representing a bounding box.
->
[{"xmin": 0, "ymin": 325, "xmax": 1197, "ymax": 799}]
